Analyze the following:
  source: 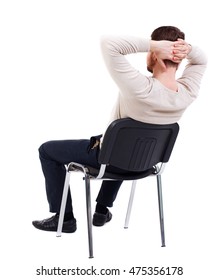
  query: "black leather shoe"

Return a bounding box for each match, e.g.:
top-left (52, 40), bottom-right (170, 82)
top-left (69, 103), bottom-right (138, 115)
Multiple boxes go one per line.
top-left (32, 214), bottom-right (77, 233)
top-left (92, 209), bottom-right (112, 226)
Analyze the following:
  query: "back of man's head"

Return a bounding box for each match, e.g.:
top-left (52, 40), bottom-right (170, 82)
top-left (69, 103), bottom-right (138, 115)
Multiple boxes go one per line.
top-left (151, 26), bottom-right (185, 41)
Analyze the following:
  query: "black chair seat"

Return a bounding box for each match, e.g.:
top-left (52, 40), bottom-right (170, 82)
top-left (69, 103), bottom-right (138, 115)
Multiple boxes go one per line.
top-left (86, 165), bottom-right (156, 180)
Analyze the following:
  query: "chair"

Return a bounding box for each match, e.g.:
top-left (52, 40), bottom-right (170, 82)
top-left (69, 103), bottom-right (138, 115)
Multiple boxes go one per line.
top-left (56, 118), bottom-right (179, 258)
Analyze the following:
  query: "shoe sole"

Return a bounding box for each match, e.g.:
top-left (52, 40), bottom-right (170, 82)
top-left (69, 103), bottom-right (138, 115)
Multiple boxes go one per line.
top-left (32, 221), bottom-right (77, 233)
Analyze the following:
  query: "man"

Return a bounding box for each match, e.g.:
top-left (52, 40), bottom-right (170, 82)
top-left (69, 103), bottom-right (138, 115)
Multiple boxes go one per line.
top-left (32, 26), bottom-right (207, 233)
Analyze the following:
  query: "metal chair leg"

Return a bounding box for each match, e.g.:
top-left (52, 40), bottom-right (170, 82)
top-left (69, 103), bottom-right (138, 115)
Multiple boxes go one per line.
top-left (124, 180), bottom-right (137, 229)
top-left (157, 174), bottom-right (166, 247)
top-left (84, 174), bottom-right (94, 258)
top-left (56, 170), bottom-right (71, 237)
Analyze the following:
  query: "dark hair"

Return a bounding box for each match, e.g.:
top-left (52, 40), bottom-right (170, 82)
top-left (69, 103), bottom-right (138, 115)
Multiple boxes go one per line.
top-left (151, 26), bottom-right (185, 41)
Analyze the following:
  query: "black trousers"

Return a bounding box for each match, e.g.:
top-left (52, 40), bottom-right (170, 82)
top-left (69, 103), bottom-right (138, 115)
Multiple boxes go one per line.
top-left (39, 138), bottom-right (122, 214)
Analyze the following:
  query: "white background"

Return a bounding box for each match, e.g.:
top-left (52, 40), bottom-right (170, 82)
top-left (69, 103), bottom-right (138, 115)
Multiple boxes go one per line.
top-left (0, 0), bottom-right (218, 279)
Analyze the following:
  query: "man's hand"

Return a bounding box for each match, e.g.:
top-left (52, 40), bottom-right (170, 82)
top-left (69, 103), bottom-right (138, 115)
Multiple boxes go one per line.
top-left (172, 39), bottom-right (192, 62)
top-left (150, 39), bottom-right (191, 67)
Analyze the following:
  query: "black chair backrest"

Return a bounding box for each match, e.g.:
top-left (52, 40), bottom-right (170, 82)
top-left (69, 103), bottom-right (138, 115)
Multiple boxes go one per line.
top-left (99, 118), bottom-right (179, 172)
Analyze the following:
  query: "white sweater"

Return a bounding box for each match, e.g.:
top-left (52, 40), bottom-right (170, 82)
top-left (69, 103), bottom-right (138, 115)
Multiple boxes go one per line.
top-left (101, 36), bottom-right (207, 124)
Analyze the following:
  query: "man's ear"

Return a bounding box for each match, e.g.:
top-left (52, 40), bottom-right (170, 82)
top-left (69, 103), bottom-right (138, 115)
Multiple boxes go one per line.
top-left (153, 52), bottom-right (166, 70)
top-left (151, 52), bottom-right (157, 61)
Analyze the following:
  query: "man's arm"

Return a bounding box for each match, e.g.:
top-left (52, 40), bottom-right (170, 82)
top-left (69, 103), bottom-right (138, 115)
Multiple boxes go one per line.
top-left (178, 45), bottom-right (207, 96)
top-left (100, 36), bottom-right (151, 96)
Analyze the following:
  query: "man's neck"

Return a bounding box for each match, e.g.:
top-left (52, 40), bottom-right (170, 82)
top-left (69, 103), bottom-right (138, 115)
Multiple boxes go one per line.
top-left (153, 67), bottom-right (178, 92)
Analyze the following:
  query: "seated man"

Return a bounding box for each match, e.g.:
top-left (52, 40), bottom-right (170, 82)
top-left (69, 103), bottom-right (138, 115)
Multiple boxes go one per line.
top-left (32, 26), bottom-right (207, 233)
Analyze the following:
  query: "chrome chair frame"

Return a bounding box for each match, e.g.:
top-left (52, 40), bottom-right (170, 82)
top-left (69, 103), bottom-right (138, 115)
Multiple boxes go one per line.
top-left (124, 163), bottom-right (166, 247)
top-left (56, 162), bottom-right (111, 258)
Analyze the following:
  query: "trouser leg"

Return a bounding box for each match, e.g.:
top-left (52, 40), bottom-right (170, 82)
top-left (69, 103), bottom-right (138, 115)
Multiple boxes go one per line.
top-left (39, 139), bottom-right (100, 213)
top-left (96, 180), bottom-right (123, 207)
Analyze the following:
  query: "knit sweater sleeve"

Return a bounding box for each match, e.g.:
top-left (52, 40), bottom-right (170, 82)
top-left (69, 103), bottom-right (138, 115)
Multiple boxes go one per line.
top-left (178, 45), bottom-right (207, 97)
top-left (100, 36), bottom-right (151, 97)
